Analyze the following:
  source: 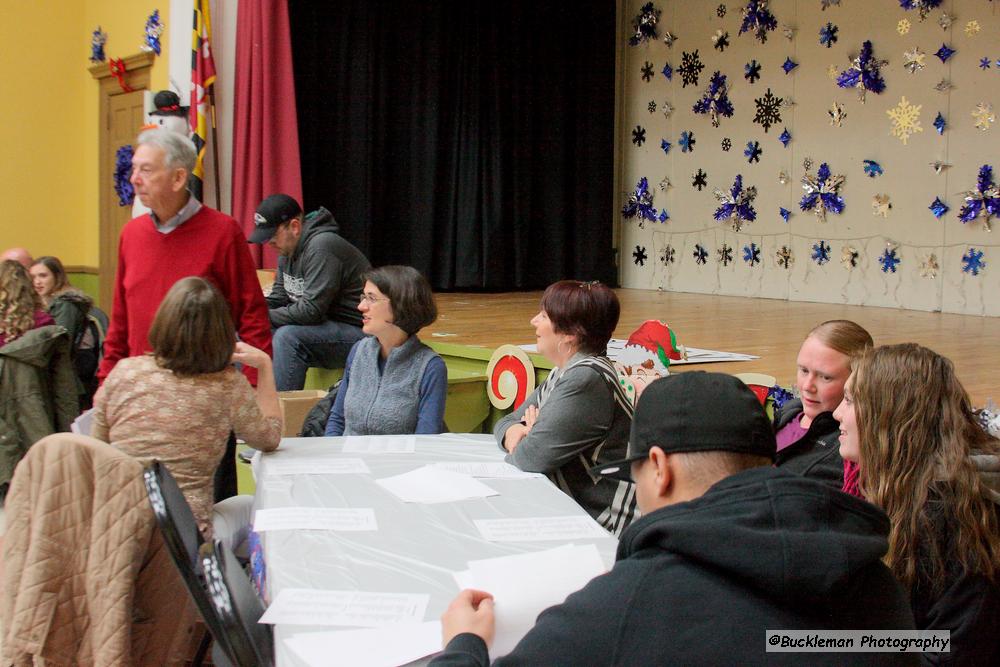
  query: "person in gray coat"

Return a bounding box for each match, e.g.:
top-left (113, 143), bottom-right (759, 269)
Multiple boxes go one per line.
top-left (250, 194), bottom-right (371, 390)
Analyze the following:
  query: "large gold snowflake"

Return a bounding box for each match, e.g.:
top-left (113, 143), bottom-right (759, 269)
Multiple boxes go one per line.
top-left (897, 19), bottom-right (910, 35)
top-left (886, 96), bottom-right (923, 145)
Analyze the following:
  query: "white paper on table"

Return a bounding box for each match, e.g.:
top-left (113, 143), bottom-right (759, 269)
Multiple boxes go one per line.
top-left (284, 621), bottom-right (442, 667)
top-left (71, 408), bottom-right (95, 436)
top-left (265, 457), bottom-right (370, 475)
top-left (473, 516), bottom-right (609, 542)
top-left (430, 461), bottom-right (543, 480)
top-left (454, 544), bottom-right (607, 658)
top-left (343, 435), bottom-right (416, 453)
top-left (253, 507), bottom-right (377, 532)
top-left (376, 467), bottom-right (499, 504)
top-left (260, 589), bottom-right (429, 627)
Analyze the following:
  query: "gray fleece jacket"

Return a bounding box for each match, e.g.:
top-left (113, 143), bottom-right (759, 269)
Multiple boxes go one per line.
top-left (266, 207), bottom-right (370, 328)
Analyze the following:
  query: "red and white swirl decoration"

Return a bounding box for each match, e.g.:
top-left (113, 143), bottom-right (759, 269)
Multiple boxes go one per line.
top-left (486, 345), bottom-right (535, 410)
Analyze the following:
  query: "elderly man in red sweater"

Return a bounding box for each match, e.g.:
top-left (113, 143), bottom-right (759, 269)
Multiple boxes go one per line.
top-left (98, 127), bottom-right (271, 498)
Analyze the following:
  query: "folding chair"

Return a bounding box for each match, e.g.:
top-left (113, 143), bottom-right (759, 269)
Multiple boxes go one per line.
top-left (199, 539), bottom-right (274, 666)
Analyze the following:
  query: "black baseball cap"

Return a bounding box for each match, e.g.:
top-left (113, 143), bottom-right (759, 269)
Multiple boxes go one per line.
top-left (591, 372), bottom-right (777, 481)
top-left (249, 194), bottom-right (302, 244)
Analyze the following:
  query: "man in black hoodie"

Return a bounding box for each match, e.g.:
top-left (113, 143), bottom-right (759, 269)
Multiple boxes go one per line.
top-left (432, 372), bottom-right (917, 666)
top-left (250, 194), bottom-right (371, 390)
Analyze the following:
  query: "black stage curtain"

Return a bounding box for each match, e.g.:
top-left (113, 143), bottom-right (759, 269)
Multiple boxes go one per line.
top-left (289, 1), bottom-right (616, 290)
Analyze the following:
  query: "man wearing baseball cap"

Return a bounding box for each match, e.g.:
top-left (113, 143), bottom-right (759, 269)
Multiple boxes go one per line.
top-left (433, 372), bottom-right (915, 666)
top-left (250, 194), bottom-right (370, 391)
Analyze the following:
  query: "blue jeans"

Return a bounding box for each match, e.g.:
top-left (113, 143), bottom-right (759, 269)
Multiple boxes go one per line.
top-left (272, 320), bottom-right (365, 391)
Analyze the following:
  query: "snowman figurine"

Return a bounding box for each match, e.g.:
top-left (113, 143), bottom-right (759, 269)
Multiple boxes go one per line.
top-left (132, 90), bottom-right (191, 218)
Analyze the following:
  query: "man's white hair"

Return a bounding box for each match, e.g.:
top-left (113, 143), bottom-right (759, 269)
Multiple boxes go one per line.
top-left (137, 127), bottom-right (196, 174)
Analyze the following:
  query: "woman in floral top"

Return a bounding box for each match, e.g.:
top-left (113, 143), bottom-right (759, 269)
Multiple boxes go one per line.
top-left (93, 276), bottom-right (281, 538)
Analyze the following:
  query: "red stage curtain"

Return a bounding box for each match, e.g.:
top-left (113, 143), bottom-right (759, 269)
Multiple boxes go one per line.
top-left (231, 0), bottom-right (302, 268)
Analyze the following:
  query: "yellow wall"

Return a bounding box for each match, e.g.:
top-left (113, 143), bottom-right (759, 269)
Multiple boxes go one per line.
top-left (0, 1), bottom-right (170, 267)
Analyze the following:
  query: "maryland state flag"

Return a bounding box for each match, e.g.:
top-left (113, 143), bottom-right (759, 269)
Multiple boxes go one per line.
top-left (190, 0), bottom-right (217, 202)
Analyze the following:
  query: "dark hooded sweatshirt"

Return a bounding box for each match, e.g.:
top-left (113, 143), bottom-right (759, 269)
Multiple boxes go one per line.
top-left (266, 207), bottom-right (370, 328)
top-left (431, 467), bottom-right (917, 667)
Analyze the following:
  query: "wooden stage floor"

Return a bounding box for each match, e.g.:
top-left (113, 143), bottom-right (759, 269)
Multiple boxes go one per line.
top-left (425, 289), bottom-right (999, 406)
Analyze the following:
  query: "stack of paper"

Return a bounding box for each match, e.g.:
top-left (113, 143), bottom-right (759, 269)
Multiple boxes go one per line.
top-left (452, 544), bottom-right (607, 658)
top-left (376, 466), bottom-right (499, 504)
top-left (284, 622), bottom-right (442, 667)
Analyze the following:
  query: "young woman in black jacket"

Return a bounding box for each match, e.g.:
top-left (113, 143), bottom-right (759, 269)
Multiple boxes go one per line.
top-left (835, 344), bottom-right (1000, 666)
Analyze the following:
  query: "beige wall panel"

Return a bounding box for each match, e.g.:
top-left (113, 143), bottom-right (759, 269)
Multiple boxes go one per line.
top-left (620, 0), bottom-right (999, 316)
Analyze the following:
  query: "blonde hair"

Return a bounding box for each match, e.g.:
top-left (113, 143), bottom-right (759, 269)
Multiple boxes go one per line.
top-left (852, 343), bottom-right (1000, 588)
top-left (0, 260), bottom-right (41, 342)
top-left (806, 319), bottom-right (873, 358)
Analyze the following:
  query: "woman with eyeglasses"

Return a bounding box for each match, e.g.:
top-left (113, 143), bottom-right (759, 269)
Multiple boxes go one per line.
top-left (833, 344), bottom-right (1000, 665)
top-left (494, 280), bottom-right (637, 535)
top-left (324, 265), bottom-right (446, 436)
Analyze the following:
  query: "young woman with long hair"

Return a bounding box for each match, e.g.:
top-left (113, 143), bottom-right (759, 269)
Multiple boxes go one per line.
top-left (834, 343), bottom-right (1000, 665)
top-left (0, 260), bottom-right (54, 347)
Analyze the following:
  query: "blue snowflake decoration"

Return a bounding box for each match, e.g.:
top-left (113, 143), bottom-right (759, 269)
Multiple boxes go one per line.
top-left (782, 57), bottom-right (798, 74)
top-left (113, 145), bottom-right (135, 207)
top-left (863, 160), bottom-right (883, 178)
top-left (739, 1), bottom-right (778, 44)
top-left (679, 131), bottom-right (696, 153)
top-left (693, 244), bottom-right (709, 265)
top-left (743, 243), bottom-right (761, 266)
top-left (662, 62), bottom-right (673, 80)
top-left (837, 41), bottom-right (886, 103)
top-left (819, 23), bottom-right (838, 48)
top-left (981, 58), bottom-right (992, 71)
top-left (878, 246), bottom-right (901, 273)
top-left (779, 207), bottom-right (791, 222)
top-left (768, 384), bottom-right (794, 410)
top-left (622, 177), bottom-right (657, 224)
top-left (929, 197), bottom-right (949, 218)
top-left (898, 1), bottom-right (942, 21)
top-left (90, 26), bottom-right (108, 63)
top-left (744, 60), bottom-right (762, 84)
top-left (934, 44), bottom-right (956, 64)
top-left (800, 162), bottom-right (846, 221)
top-left (713, 174), bottom-right (758, 232)
top-left (744, 141), bottom-right (762, 164)
top-left (629, 2), bottom-right (661, 46)
top-left (633, 245), bottom-right (648, 266)
top-left (658, 208), bottom-right (670, 223)
top-left (142, 10), bottom-right (164, 56)
top-left (933, 112), bottom-right (946, 135)
top-left (811, 241), bottom-right (832, 265)
top-left (962, 248), bottom-right (986, 276)
top-left (660, 139), bottom-right (671, 155)
top-left (692, 71), bottom-right (735, 128)
top-left (632, 125), bottom-right (646, 146)
top-left (778, 128), bottom-right (791, 147)
top-left (957, 165), bottom-right (1000, 232)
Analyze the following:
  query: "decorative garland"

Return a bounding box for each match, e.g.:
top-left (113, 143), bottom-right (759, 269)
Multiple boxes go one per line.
top-left (622, 177), bottom-right (657, 225)
top-left (114, 145), bottom-right (135, 207)
top-left (836, 41), bottom-right (886, 103)
top-left (739, 1), bottom-right (778, 44)
top-left (957, 165), bottom-right (1000, 232)
top-left (692, 71), bottom-right (734, 128)
top-left (800, 162), bottom-right (846, 222)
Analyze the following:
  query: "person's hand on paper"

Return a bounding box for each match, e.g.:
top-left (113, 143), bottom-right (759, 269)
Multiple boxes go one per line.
top-left (441, 589), bottom-right (495, 647)
top-left (231, 341), bottom-right (271, 369)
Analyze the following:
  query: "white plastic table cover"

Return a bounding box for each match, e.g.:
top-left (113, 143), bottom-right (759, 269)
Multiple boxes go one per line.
top-left (253, 433), bottom-right (619, 667)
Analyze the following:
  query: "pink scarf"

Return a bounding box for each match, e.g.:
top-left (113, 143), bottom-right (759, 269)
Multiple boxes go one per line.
top-left (841, 459), bottom-right (862, 497)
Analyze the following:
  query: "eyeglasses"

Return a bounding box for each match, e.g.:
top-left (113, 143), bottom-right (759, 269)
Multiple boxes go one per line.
top-left (579, 280), bottom-right (601, 290)
top-left (360, 293), bottom-right (389, 304)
